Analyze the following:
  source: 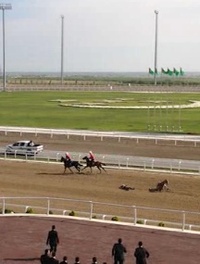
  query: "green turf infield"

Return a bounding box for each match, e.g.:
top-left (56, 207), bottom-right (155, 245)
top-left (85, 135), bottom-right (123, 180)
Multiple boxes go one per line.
top-left (0, 91), bottom-right (199, 134)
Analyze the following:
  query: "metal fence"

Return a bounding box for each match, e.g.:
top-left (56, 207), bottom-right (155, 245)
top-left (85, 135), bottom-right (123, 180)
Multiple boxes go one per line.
top-left (0, 196), bottom-right (200, 233)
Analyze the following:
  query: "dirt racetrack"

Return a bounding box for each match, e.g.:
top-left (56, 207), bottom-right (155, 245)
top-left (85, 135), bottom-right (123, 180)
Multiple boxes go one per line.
top-left (0, 133), bottom-right (200, 264)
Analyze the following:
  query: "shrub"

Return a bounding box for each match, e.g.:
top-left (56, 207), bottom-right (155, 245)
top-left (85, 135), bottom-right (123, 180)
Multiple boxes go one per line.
top-left (26, 207), bottom-right (33, 214)
top-left (136, 219), bottom-right (144, 224)
top-left (69, 210), bottom-right (75, 216)
top-left (158, 222), bottom-right (165, 227)
top-left (111, 216), bottom-right (119, 221)
top-left (48, 210), bottom-right (53, 215)
top-left (0, 208), bottom-right (14, 214)
top-left (92, 215), bottom-right (97, 219)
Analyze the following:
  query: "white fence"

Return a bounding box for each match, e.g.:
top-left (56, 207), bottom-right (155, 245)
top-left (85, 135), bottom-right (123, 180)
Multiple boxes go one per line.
top-left (1, 126), bottom-right (200, 146)
top-left (0, 196), bottom-right (200, 233)
top-left (0, 150), bottom-right (199, 174)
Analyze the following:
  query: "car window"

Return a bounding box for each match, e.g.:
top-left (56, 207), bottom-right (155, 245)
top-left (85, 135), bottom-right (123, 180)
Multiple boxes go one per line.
top-left (13, 142), bottom-right (19, 146)
top-left (20, 142), bottom-right (25, 146)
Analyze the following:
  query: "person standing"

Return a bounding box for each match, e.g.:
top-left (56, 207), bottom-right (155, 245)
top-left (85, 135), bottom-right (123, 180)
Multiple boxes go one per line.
top-left (40, 249), bottom-right (50, 264)
top-left (134, 241), bottom-right (149, 264)
top-left (59, 256), bottom-right (68, 264)
top-left (112, 238), bottom-right (127, 264)
top-left (91, 256), bottom-right (98, 264)
top-left (46, 225), bottom-right (59, 253)
top-left (49, 252), bottom-right (59, 264)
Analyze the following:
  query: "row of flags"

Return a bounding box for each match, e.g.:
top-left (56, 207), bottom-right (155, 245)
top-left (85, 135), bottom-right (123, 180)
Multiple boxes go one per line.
top-left (148, 67), bottom-right (184, 76)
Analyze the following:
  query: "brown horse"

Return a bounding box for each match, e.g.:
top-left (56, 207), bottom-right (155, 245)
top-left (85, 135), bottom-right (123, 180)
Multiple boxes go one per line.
top-left (149, 179), bottom-right (169, 192)
top-left (82, 156), bottom-right (106, 173)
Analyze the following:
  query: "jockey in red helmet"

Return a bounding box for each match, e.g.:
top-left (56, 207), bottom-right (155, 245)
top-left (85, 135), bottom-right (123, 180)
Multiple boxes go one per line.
top-left (65, 152), bottom-right (71, 162)
top-left (88, 150), bottom-right (95, 164)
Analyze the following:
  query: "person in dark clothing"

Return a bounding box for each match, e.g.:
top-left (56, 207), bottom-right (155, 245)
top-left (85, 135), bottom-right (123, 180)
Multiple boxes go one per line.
top-left (112, 238), bottom-right (127, 264)
top-left (91, 256), bottom-right (98, 264)
top-left (59, 256), bottom-right (68, 264)
top-left (49, 252), bottom-right (59, 264)
top-left (74, 256), bottom-right (81, 264)
top-left (40, 249), bottom-right (50, 264)
top-left (134, 241), bottom-right (149, 264)
top-left (46, 225), bottom-right (59, 253)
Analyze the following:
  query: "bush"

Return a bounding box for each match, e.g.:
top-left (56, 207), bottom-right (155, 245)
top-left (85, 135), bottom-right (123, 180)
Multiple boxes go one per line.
top-left (48, 210), bottom-right (53, 215)
top-left (69, 210), bottom-right (75, 216)
top-left (26, 207), bottom-right (33, 214)
top-left (0, 208), bottom-right (15, 214)
top-left (92, 215), bottom-right (97, 219)
top-left (111, 216), bottom-right (119, 221)
top-left (158, 222), bottom-right (165, 227)
top-left (136, 219), bottom-right (144, 224)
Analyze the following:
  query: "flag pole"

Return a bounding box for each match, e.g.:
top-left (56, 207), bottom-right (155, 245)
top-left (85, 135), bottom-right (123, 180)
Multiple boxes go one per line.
top-left (154, 10), bottom-right (159, 86)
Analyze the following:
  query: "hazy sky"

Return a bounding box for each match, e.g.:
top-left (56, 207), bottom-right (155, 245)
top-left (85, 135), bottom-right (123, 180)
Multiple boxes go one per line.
top-left (0, 0), bottom-right (200, 72)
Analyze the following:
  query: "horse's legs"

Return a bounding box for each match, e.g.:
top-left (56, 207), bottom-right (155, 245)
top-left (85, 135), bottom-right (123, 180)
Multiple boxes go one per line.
top-left (97, 166), bottom-right (101, 173)
top-left (100, 165), bottom-right (106, 173)
top-left (68, 167), bottom-right (74, 174)
top-left (81, 165), bottom-right (88, 171)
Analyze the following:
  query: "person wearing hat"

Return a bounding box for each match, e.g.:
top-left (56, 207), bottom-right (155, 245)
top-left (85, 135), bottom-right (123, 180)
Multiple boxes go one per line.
top-left (65, 152), bottom-right (71, 161)
top-left (88, 150), bottom-right (95, 165)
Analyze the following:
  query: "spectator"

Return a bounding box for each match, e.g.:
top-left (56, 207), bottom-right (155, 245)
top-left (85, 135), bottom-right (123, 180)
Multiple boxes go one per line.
top-left (134, 241), bottom-right (149, 264)
top-left (74, 256), bottom-right (81, 264)
top-left (40, 249), bottom-right (50, 264)
top-left (60, 256), bottom-right (68, 264)
top-left (112, 238), bottom-right (127, 264)
top-left (46, 225), bottom-right (59, 253)
top-left (91, 256), bottom-right (98, 264)
top-left (49, 252), bottom-right (59, 264)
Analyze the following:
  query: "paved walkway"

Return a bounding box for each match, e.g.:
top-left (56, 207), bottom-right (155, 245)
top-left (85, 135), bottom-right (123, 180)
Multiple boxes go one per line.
top-left (0, 216), bottom-right (199, 264)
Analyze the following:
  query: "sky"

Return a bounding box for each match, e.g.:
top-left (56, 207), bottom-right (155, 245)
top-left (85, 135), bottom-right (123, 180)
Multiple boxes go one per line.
top-left (0, 0), bottom-right (200, 72)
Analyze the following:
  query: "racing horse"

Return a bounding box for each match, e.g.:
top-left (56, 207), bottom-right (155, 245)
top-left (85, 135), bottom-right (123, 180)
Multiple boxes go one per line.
top-left (82, 156), bottom-right (106, 173)
top-left (149, 179), bottom-right (169, 192)
top-left (60, 156), bottom-right (83, 173)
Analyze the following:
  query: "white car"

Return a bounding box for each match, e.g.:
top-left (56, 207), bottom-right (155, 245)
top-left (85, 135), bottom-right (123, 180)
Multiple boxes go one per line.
top-left (6, 140), bottom-right (44, 155)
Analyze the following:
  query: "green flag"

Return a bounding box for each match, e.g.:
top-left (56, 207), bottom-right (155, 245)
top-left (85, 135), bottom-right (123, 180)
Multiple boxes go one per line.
top-left (161, 68), bottom-right (168, 74)
top-left (148, 68), bottom-right (154, 75)
top-left (173, 68), bottom-right (179, 76)
top-left (167, 68), bottom-right (173, 76)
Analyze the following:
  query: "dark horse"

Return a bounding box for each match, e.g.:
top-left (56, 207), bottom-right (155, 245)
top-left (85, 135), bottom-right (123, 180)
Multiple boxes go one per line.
top-left (149, 179), bottom-right (169, 192)
top-left (60, 156), bottom-right (82, 173)
top-left (82, 156), bottom-right (106, 173)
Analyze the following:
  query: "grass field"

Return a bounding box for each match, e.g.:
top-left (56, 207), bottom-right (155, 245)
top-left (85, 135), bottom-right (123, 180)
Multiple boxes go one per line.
top-left (0, 91), bottom-right (200, 133)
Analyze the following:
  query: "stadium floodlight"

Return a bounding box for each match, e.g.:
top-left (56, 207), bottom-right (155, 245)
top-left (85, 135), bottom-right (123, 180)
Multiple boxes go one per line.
top-left (0, 3), bottom-right (12, 92)
top-left (154, 10), bottom-right (158, 86)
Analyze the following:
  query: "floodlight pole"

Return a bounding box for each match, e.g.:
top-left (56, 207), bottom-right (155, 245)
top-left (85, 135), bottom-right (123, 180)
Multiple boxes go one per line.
top-left (154, 10), bottom-right (158, 86)
top-left (0, 3), bottom-right (12, 92)
top-left (61, 15), bottom-right (64, 85)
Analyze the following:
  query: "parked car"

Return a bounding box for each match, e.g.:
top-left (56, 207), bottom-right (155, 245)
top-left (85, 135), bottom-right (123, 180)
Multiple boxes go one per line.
top-left (6, 140), bottom-right (44, 155)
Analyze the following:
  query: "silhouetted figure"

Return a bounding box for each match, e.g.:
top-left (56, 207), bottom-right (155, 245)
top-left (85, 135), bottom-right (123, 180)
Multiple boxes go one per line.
top-left (40, 249), bottom-right (50, 264)
top-left (46, 225), bottom-right (59, 253)
top-left (134, 241), bottom-right (149, 264)
top-left (112, 238), bottom-right (127, 264)
top-left (60, 256), bottom-right (68, 264)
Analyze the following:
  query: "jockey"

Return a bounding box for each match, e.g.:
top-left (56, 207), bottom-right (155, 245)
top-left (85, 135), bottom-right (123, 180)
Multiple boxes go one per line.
top-left (88, 150), bottom-right (95, 163)
top-left (65, 152), bottom-right (71, 162)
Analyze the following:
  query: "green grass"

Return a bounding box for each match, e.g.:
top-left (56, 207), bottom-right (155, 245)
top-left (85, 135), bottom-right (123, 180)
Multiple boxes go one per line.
top-left (0, 91), bottom-right (200, 134)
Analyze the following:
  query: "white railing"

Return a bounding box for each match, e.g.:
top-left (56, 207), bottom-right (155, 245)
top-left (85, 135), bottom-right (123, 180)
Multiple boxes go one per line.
top-left (0, 126), bottom-right (200, 146)
top-left (0, 196), bottom-right (200, 233)
top-left (0, 150), bottom-right (199, 175)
